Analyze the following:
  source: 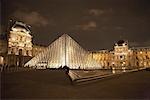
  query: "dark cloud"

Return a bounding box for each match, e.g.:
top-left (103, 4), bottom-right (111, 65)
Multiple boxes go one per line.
top-left (129, 42), bottom-right (141, 47)
top-left (89, 9), bottom-right (105, 16)
top-left (12, 10), bottom-right (49, 27)
top-left (115, 26), bottom-right (124, 30)
top-left (88, 8), bottom-right (113, 16)
top-left (76, 21), bottom-right (97, 31)
top-left (129, 40), bottom-right (150, 47)
top-left (1, 0), bottom-right (150, 50)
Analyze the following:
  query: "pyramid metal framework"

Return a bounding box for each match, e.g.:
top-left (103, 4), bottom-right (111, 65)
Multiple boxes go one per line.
top-left (25, 34), bottom-right (101, 69)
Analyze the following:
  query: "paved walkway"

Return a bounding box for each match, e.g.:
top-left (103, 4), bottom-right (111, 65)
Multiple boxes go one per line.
top-left (1, 69), bottom-right (150, 99)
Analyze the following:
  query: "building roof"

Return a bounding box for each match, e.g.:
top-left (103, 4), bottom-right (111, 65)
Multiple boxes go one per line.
top-left (116, 40), bottom-right (127, 46)
top-left (130, 46), bottom-right (150, 50)
top-left (11, 21), bottom-right (31, 34)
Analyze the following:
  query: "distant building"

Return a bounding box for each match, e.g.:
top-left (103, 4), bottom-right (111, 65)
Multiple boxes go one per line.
top-left (8, 21), bottom-right (32, 56)
top-left (0, 20), bottom-right (150, 69)
top-left (91, 40), bottom-right (150, 69)
top-left (32, 44), bottom-right (46, 57)
top-left (0, 20), bottom-right (46, 66)
top-left (25, 34), bottom-right (150, 69)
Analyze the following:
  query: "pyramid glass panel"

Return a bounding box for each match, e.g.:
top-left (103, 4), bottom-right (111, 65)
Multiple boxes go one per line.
top-left (25, 34), bottom-right (101, 69)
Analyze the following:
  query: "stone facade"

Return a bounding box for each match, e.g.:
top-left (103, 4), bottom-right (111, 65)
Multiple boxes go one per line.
top-left (91, 40), bottom-right (150, 69)
top-left (0, 21), bottom-right (45, 67)
top-left (32, 45), bottom-right (46, 57)
top-left (1, 20), bottom-right (150, 69)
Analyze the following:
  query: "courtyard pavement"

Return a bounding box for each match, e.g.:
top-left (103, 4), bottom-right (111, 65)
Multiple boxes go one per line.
top-left (1, 69), bottom-right (150, 99)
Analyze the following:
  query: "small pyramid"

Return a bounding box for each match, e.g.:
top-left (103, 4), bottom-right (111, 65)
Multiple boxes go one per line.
top-left (25, 34), bottom-right (101, 69)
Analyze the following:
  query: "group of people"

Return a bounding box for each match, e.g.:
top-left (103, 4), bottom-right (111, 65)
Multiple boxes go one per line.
top-left (0, 64), bottom-right (9, 72)
top-left (58, 65), bottom-right (70, 74)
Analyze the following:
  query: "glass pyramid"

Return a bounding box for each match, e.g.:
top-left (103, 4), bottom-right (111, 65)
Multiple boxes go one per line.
top-left (25, 34), bottom-right (101, 69)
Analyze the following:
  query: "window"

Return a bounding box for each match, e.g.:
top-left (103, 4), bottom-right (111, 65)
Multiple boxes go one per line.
top-left (120, 55), bottom-right (123, 58)
top-left (11, 48), bottom-right (14, 54)
top-left (19, 49), bottom-right (22, 55)
top-left (26, 50), bottom-right (30, 56)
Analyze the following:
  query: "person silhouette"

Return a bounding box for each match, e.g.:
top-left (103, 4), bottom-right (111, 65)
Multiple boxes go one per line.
top-left (63, 65), bottom-right (69, 74)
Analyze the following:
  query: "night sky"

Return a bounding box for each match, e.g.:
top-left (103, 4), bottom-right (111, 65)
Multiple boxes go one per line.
top-left (1, 0), bottom-right (150, 50)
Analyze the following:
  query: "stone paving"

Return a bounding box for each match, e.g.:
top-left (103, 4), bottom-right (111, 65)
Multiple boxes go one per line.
top-left (1, 69), bottom-right (150, 99)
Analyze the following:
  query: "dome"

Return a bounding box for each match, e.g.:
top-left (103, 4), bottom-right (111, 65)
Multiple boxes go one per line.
top-left (14, 24), bottom-right (27, 29)
top-left (11, 21), bottom-right (31, 33)
top-left (116, 40), bottom-right (127, 46)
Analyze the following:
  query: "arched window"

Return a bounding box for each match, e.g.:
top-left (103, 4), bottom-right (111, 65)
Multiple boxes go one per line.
top-left (11, 48), bottom-right (15, 54)
top-left (19, 49), bottom-right (22, 55)
top-left (26, 50), bottom-right (30, 56)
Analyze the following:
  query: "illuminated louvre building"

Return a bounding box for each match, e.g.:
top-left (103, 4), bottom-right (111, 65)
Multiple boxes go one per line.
top-left (32, 44), bottom-right (46, 57)
top-left (91, 40), bottom-right (150, 69)
top-left (0, 35), bottom-right (7, 65)
top-left (6, 21), bottom-right (33, 66)
top-left (0, 20), bottom-right (150, 69)
top-left (0, 21), bottom-right (45, 67)
top-left (25, 34), bottom-right (150, 69)
top-left (131, 47), bottom-right (150, 67)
